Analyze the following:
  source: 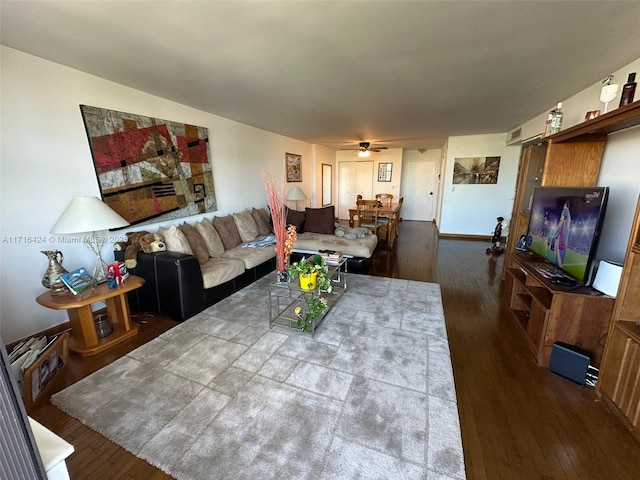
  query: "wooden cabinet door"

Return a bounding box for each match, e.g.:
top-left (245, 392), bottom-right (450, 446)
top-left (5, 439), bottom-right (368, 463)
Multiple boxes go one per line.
top-left (599, 326), bottom-right (640, 429)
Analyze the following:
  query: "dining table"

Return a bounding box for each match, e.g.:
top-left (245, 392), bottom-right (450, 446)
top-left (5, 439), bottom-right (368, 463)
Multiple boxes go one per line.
top-left (348, 202), bottom-right (400, 246)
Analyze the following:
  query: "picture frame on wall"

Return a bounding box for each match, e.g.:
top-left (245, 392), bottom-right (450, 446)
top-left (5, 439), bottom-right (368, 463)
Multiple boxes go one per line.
top-left (286, 153), bottom-right (302, 182)
top-left (378, 162), bottom-right (392, 182)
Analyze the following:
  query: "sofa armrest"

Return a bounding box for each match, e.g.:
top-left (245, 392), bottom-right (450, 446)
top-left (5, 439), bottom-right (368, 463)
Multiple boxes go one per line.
top-left (152, 252), bottom-right (205, 321)
top-left (115, 251), bottom-right (205, 322)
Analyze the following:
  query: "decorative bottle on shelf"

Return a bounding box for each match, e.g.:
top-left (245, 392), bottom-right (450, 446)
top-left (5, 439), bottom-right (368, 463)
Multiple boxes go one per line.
top-left (549, 102), bottom-right (563, 135)
top-left (619, 72), bottom-right (637, 107)
top-left (544, 105), bottom-right (556, 137)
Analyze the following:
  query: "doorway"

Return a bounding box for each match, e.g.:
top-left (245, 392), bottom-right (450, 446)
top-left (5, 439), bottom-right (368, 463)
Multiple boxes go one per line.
top-left (402, 156), bottom-right (439, 222)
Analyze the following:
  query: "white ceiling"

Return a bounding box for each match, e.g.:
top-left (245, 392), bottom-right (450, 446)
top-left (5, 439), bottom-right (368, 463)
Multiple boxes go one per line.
top-left (2, 1), bottom-right (640, 151)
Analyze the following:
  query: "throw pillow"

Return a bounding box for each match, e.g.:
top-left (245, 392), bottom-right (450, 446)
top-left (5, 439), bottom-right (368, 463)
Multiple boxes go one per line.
top-left (212, 215), bottom-right (242, 250)
top-left (286, 208), bottom-right (306, 232)
top-left (304, 206), bottom-right (336, 235)
top-left (195, 220), bottom-right (225, 257)
top-left (252, 207), bottom-right (272, 236)
top-left (178, 223), bottom-right (209, 264)
top-left (158, 225), bottom-right (193, 255)
top-left (232, 209), bottom-right (260, 242)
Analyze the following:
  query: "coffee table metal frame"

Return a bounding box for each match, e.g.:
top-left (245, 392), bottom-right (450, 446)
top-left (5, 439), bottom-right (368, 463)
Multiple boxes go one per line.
top-left (268, 257), bottom-right (347, 337)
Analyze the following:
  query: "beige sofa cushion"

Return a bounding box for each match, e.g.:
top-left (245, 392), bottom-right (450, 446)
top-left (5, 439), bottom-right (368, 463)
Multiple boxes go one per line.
top-left (233, 209), bottom-right (260, 242)
top-left (200, 257), bottom-right (246, 289)
top-left (195, 220), bottom-right (225, 257)
top-left (293, 231), bottom-right (378, 258)
top-left (158, 225), bottom-right (193, 255)
top-left (222, 244), bottom-right (276, 269)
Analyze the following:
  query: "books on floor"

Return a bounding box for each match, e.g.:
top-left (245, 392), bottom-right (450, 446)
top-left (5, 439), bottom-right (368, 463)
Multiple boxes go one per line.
top-left (8, 334), bottom-right (64, 398)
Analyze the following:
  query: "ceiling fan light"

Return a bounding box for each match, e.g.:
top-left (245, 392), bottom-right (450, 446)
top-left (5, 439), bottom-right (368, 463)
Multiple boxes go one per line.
top-left (358, 150), bottom-right (370, 158)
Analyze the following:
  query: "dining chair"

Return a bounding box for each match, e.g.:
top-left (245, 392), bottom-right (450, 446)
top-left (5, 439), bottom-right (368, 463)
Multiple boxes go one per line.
top-left (375, 193), bottom-right (394, 207)
top-left (391, 197), bottom-right (404, 244)
top-left (391, 196), bottom-right (404, 240)
top-left (356, 199), bottom-right (383, 236)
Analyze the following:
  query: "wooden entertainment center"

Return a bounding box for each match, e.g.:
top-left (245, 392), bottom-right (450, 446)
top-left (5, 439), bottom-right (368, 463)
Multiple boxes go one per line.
top-left (503, 252), bottom-right (612, 366)
top-left (504, 100), bottom-right (640, 439)
top-left (597, 196), bottom-right (640, 442)
top-left (503, 100), bottom-right (640, 367)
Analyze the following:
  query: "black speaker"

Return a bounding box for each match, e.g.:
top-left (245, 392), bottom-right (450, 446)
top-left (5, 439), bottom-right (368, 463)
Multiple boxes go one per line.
top-left (548, 342), bottom-right (591, 385)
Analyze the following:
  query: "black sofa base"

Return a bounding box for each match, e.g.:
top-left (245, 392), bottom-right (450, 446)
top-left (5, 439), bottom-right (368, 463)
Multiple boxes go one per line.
top-left (115, 251), bottom-right (276, 322)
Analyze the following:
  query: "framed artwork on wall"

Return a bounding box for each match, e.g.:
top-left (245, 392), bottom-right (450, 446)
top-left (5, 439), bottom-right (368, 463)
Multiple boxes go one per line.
top-left (452, 156), bottom-right (501, 184)
top-left (79, 105), bottom-right (216, 227)
top-left (286, 153), bottom-right (302, 182)
top-left (378, 162), bottom-right (393, 182)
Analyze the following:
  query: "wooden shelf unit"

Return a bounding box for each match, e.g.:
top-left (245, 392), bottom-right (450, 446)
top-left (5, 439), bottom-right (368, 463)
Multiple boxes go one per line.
top-left (503, 100), bottom-right (640, 368)
top-left (503, 252), bottom-right (613, 367)
top-left (597, 195), bottom-right (640, 442)
top-left (506, 99), bottom-right (640, 257)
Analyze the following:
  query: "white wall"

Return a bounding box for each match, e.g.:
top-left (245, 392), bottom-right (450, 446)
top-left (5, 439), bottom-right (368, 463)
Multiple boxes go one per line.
top-left (519, 57), bottom-right (640, 264)
top-left (439, 134), bottom-right (521, 236)
top-left (0, 46), bottom-right (316, 343)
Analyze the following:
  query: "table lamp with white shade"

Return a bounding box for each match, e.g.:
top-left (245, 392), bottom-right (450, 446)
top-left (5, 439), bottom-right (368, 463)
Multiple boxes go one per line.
top-left (286, 187), bottom-right (307, 210)
top-left (50, 197), bottom-right (130, 281)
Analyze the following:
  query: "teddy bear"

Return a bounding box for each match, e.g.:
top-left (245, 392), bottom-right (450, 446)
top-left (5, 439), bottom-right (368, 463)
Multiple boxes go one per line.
top-left (120, 231), bottom-right (166, 269)
top-left (334, 223), bottom-right (372, 240)
top-left (139, 233), bottom-right (166, 254)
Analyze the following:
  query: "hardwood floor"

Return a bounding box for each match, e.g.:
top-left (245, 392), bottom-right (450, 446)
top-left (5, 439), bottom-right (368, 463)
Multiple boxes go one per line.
top-left (31, 221), bottom-right (640, 479)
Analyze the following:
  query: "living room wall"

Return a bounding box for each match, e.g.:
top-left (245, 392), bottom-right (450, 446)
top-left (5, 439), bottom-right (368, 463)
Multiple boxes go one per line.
top-left (439, 134), bottom-right (521, 236)
top-left (0, 46), bottom-right (330, 343)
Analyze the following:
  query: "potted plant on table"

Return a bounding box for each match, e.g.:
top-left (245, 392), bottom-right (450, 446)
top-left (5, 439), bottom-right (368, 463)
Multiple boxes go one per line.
top-left (288, 254), bottom-right (332, 292)
top-left (288, 254), bottom-right (332, 332)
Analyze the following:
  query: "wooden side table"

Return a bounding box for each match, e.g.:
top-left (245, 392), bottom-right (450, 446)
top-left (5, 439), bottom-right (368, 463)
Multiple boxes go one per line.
top-left (36, 275), bottom-right (144, 357)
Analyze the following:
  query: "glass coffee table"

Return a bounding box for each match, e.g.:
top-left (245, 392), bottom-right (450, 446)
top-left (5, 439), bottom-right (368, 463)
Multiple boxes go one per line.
top-left (268, 257), bottom-right (347, 337)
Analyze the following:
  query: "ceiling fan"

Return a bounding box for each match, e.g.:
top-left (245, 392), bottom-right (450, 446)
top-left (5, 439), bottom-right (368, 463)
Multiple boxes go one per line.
top-left (342, 142), bottom-right (388, 157)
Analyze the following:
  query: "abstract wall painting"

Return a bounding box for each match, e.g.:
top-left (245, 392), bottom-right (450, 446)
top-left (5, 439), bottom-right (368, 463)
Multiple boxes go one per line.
top-left (79, 105), bottom-right (216, 226)
top-left (452, 156), bottom-right (501, 185)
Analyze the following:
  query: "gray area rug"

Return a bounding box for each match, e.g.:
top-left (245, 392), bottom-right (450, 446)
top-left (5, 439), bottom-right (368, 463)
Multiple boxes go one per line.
top-left (52, 274), bottom-right (465, 480)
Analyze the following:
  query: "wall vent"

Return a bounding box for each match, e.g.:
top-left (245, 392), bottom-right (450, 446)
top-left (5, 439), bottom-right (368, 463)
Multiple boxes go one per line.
top-left (505, 127), bottom-right (523, 146)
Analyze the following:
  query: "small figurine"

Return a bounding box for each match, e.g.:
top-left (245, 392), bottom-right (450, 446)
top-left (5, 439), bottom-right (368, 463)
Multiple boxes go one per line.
top-left (486, 216), bottom-right (505, 255)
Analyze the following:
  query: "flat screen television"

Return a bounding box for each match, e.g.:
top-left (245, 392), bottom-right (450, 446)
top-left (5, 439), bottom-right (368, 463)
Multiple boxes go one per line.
top-left (524, 186), bottom-right (609, 285)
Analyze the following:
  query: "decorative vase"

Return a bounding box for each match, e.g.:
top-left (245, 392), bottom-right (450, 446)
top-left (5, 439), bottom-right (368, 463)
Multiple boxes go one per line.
top-left (299, 272), bottom-right (318, 291)
top-left (41, 250), bottom-right (69, 295)
top-left (276, 270), bottom-right (290, 285)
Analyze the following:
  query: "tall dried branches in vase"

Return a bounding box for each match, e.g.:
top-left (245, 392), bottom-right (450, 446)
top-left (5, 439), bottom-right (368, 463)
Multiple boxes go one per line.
top-left (262, 169), bottom-right (296, 279)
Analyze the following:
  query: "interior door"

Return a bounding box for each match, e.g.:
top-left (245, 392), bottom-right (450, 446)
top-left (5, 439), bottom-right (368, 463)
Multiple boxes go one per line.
top-left (338, 161), bottom-right (373, 219)
top-left (403, 159), bottom-right (437, 221)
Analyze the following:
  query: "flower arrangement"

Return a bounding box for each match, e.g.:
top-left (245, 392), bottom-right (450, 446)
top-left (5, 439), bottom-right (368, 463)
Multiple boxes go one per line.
top-left (284, 224), bottom-right (297, 266)
top-left (288, 254), bottom-right (332, 293)
top-left (261, 169), bottom-right (294, 274)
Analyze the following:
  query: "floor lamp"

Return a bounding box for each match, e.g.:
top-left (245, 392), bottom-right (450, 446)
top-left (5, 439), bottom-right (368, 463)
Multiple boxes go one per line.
top-left (286, 187), bottom-right (307, 211)
top-left (50, 197), bottom-right (130, 281)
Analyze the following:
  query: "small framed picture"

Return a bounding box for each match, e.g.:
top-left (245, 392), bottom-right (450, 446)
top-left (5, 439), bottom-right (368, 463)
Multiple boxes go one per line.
top-left (378, 163), bottom-right (392, 182)
top-left (286, 153), bottom-right (302, 182)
